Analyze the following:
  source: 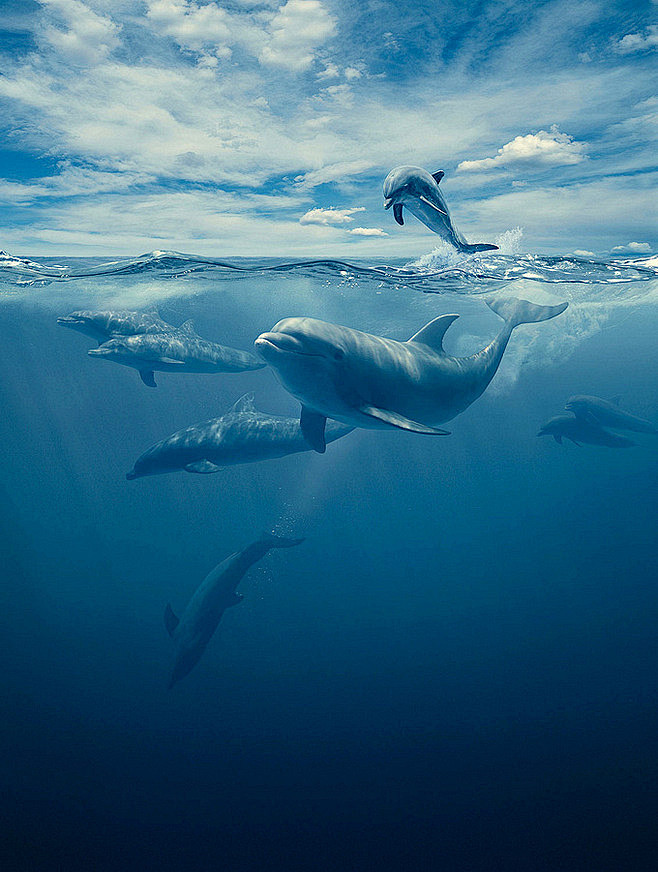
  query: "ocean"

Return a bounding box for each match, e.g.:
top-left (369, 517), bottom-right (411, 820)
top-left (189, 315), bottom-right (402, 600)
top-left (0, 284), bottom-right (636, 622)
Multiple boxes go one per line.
top-left (1, 245), bottom-right (657, 871)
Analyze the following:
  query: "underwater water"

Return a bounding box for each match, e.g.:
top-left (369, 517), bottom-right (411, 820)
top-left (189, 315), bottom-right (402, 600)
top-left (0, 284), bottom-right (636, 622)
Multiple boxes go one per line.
top-left (1, 245), bottom-right (658, 871)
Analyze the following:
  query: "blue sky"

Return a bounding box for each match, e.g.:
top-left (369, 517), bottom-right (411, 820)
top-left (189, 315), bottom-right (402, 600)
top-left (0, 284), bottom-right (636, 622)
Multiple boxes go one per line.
top-left (0, 0), bottom-right (656, 256)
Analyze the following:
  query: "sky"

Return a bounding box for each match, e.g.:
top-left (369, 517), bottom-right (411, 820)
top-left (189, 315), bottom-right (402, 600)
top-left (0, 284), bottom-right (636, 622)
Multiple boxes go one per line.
top-left (0, 0), bottom-right (656, 257)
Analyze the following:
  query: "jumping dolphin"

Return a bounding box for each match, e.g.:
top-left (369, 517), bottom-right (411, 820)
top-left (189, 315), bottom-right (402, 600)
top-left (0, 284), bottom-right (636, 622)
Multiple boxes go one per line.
top-left (165, 532), bottom-right (304, 688)
top-left (382, 165), bottom-right (498, 253)
top-left (57, 309), bottom-right (181, 344)
top-left (126, 393), bottom-right (353, 479)
top-left (537, 414), bottom-right (635, 447)
top-left (88, 331), bottom-right (265, 387)
top-left (255, 296), bottom-right (568, 453)
top-left (565, 395), bottom-right (657, 435)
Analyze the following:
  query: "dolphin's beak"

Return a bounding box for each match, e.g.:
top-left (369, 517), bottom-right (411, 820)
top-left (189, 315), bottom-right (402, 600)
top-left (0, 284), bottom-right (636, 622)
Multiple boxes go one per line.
top-left (384, 198), bottom-right (393, 210)
top-left (126, 470), bottom-right (137, 480)
top-left (537, 430), bottom-right (548, 437)
top-left (57, 316), bottom-right (80, 326)
top-left (255, 332), bottom-right (305, 356)
top-left (87, 347), bottom-right (110, 357)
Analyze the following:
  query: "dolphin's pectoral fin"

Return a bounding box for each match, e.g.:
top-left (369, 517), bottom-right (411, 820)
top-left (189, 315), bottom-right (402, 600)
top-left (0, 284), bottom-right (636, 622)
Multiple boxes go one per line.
top-left (184, 460), bottom-right (223, 474)
top-left (156, 357), bottom-right (185, 365)
top-left (393, 203), bottom-right (404, 226)
top-left (553, 434), bottom-right (563, 444)
top-left (419, 194), bottom-right (448, 217)
top-left (140, 369), bottom-right (157, 388)
top-left (301, 406), bottom-right (327, 454)
top-left (360, 405), bottom-right (450, 435)
top-left (227, 593), bottom-right (244, 608)
top-left (432, 170), bottom-right (445, 183)
top-left (407, 314), bottom-right (460, 353)
top-left (164, 603), bottom-right (179, 637)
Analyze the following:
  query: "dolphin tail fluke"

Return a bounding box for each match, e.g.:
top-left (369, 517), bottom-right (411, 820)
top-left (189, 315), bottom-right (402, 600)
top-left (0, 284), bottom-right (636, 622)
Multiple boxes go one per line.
top-left (486, 296), bottom-right (568, 329)
top-left (460, 242), bottom-right (499, 253)
top-left (258, 531), bottom-right (305, 549)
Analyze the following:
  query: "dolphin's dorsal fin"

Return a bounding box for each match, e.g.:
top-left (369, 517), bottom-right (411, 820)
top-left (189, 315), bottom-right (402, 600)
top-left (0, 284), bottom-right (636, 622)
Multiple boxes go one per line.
top-left (164, 603), bottom-right (179, 637)
top-left (359, 405), bottom-right (450, 435)
top-left (229, 392), bottom-right (256, 414)
top-left (432, 171), bottom-right (445, 183)
top-left (301, 406), bottom-right (327, 454)
top-left (419, 194), bottom-right (448, 217)
top-left (393, 203), bottom-right (404, 225)
top-left (407, 314), bottom-right (459, 353)
top-left (179, 319), bottom-right (196, 336)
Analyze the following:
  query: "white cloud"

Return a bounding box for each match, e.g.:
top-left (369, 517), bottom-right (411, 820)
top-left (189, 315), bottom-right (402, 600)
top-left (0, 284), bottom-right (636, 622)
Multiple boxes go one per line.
top-left (259, 0), bottom-right (336, 71)
top-left (573, 249), bottom-right (595, 257)
top-left (612, 242), bottom-right (652, 253)
top-left (299, 206), bottom-right (365, 226)
top-left (41, 0), bottom-right (121, 64)
top-left (348, 227), bottom-right (388, 237)
top-left (613, 25), bottom-right (658, 55)
top-left (457, 126), bottom-right (587, 172)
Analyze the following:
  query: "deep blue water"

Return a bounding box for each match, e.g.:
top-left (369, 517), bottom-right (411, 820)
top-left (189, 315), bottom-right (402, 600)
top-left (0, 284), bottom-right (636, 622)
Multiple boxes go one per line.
top-left (1, 249), bottom-right (657, 871)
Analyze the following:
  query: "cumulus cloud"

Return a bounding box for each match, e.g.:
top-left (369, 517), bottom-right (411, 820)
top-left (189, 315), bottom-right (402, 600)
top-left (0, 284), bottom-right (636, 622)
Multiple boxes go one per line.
top-left (613, 25), bottom-right (658, 55)
top-left (573, 249), bottom-right (596, 257)
top-left (41, 0), bottom-right (121, 64)
top-left (299, 206), bottom-right (365, 226)
top-left (457, 126), bottom-right (587, 172)
top-left (612, 242), bottom-right (652, 253)
top-left (348, 227), bottom-right (388, 237)
top-left (259, 0), bottom-right (336, 71)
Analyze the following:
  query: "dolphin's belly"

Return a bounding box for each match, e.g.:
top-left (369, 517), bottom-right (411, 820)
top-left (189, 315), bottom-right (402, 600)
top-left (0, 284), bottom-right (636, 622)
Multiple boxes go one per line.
top-left (336, 340), bottom-right (483, 428)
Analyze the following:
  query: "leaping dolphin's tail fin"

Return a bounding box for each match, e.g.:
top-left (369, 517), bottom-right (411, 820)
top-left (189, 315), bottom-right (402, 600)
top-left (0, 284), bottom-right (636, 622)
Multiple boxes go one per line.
top-left (258, 531), bottom-right (305, 549)
top-left (486, 296), bottom-right (568, 328)
top-left (460, 242), bottom-right (499, 253)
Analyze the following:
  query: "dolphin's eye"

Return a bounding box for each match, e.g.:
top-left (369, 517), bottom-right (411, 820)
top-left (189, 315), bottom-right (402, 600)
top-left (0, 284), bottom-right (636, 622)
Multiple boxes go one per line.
top-left (333, 349), bottom-right (344, 361)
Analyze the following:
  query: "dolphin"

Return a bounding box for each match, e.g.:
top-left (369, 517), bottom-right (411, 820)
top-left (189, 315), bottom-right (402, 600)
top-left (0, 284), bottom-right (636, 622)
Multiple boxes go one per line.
top-left (564, 395), bottom-right (657, 435)
top-left (126, 393), bottom-right (353, 479)
top-left (255, 296), bottom-right (568, 453)
top-left (165, 531), bottom-right (304, 688)
top-left (382, 165), bottom-right (498, 253)
top-left (88, 331), bottom-right (265, 387)
top-left (57, 309), bottom-right (182, 345)
top-left (537, 414), bottom-right (635, 447)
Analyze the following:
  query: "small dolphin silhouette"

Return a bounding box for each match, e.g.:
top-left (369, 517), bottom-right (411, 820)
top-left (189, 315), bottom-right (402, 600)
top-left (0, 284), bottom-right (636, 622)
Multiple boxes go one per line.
top-left (565, 395), bottom-right (657, 435)
top-left (383, 165), bottom-right (498, 253)
top-left (165, 532), bottom-right (303, 688)
top-left (537, 414), bottom-right (635, 447)
top-left (57, 309), bottom-right (180, 345)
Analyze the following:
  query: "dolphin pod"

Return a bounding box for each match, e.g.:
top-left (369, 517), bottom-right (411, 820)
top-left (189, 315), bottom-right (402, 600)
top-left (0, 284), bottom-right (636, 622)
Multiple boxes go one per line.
top-left (165, 532), bottom-right (304, 688)
top-left (126, 393), bottom-right (353, 479)
top-left (383, 166), bottom-right (499, 253)
top-left (565, 395), bottom-right (657, 435)
top-left (537, 414), bottom-right (636, 448)
top-left (255, 296), bottom-right (568, 453)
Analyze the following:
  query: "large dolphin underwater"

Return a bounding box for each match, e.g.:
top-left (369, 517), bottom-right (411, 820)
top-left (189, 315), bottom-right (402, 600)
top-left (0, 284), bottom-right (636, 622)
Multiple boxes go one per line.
top-left (383, 165), bottom-right (499, 253)
top-left (565, 395), bottom-right (657, 435)
top-left (88, 330), bottom-right (265, 387)
top-left (126, 393), bottom-right (353, 479)
top-left (165, 532), bottom-right (304, 688)
top-left (255, 295), bottom-right (568, 453)
top-left (57, 309), bottom-right (182, 344)
top-left (537, 414), bottom-right (636, 447)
